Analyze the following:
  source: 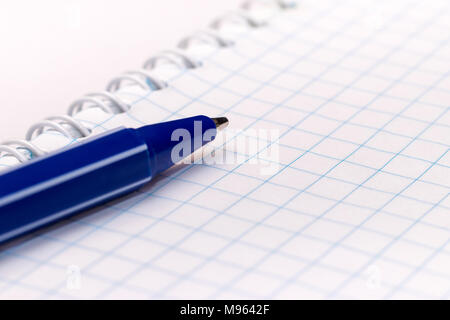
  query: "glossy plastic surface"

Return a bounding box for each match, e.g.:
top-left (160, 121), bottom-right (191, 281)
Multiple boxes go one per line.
top-left (0, 115), bottom-right (216, 244)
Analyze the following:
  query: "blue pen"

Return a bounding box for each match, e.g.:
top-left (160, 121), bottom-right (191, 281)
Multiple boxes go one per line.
top-left (0, 115), bottom-right (229, 245)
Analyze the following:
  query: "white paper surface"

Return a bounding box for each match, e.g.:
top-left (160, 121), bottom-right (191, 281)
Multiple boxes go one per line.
top-left (0, 0), bottom-right (449, 299)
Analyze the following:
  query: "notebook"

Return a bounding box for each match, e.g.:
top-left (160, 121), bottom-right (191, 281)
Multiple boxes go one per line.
top-left (0, 0), bottom-right (449, 299)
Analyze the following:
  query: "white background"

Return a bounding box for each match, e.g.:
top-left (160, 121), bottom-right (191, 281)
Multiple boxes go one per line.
top-left (0, 0), bottom-right (241, 139)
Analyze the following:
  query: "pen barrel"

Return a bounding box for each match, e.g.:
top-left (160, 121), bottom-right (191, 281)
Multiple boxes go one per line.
top-left (0, 128), bottom-right (151, 244)
top-left (137, 115), bottom-right (217, 176)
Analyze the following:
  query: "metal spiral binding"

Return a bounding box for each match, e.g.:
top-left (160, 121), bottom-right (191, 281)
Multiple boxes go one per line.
top-left (0, 0), bottom-right (295, 163)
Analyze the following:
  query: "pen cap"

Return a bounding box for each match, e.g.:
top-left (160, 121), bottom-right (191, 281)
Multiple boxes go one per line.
top-left (136, 115), bottom-right (217, 177)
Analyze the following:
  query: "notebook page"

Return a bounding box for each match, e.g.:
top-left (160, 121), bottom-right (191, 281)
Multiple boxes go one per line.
top-left (0, 0), bottom-right (449, 299)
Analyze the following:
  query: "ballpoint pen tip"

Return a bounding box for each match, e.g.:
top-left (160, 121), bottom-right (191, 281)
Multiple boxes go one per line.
top-left (212, 117), bottom-right (229, 131)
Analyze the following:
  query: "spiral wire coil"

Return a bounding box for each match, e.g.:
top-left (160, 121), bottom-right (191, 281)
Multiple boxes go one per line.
top-left (0, 0), bottom-right (295, 163)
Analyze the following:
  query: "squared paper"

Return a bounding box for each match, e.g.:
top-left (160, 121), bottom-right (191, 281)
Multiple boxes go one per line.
top-left (0, 0), bottom-right (449, 299)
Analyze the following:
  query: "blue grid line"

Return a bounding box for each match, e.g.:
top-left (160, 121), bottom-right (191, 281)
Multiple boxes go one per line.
top-left (0, 82), bottom-right (195, 294)
top-left (216, 14), bottom-right (450, 99)
top-left (168, 70), bottom-right (450, 162)
top-left (163, 72), bottom-right (450, 139)
top-left (80, 2), bottom-right (367, 299)
top-left (179, 0), bottom-right (440, 298)
top-left (325, 150), bottom-right (450, 298)
top-left (231, 31), bottom-right (450, 88)
top-left (32, 2), bottom-right (343, 299)
top-left (8, 151), bottom-right (442, 300)
top-left (0, 188), bottom-right (444, 299)
top-left (106, 2), bottom-right (338, 214)
top-left (13, 156), bottom-right (440, 286)
top-left (384, 195), bottom-right (450, 299)
top-left (94, 191), bottom-right (450, 283)
top-left (44, 1), bottom-right (450, 298)
top-left (0, 5), bottom-right (292, 296)
top-left (55, 121), bottom-right (448, 232)
top-left (0, 0), bottom-right (304, 294)
top-left (151, 166), bottom-right (450, 235)
top-left (202, 8), bottom-right (450, 298)
top-left (2, 192), bottom-right (439, 299)
top-left (3, 137), bottom-right (430, 284)
top-left (23, 180), bottom-right (442, 281)
top-left (218, 35), bottom-right (450, 112)
top-left (29, 11), bottom-right (450, 300)
top-left (107, 193), bottom-right (450, 272)
top-left (241, 13), bottom-right (450, 84)
top-left (0, 192), bottom-right (444, 300)
top-left (183, 143), bottom-right (450, 213)
top-left (201, 50), bottom-right (450, 131)
top-left (0, 6), bottom-right (269, 166)
top-left (153, 0), bottom-right (429, 298)
top-left (2, 0), bottom-right (449, 299)
top-left (120, 73), bottom-right (450, 178)
top-left (270, 69), bottom-right (450, 298)
top-left (272, 65), bottom-right (448, 300)
top-left (92, 2), bottom-right (354, 299)
top-left (0, 241), bottom-right (281, 300)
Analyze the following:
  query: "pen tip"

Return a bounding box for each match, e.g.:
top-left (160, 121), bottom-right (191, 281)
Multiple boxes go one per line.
top-left (212, 117), bottom-right (229, 131)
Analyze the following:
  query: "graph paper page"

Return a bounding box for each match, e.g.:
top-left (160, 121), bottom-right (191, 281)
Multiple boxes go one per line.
top-left (1, 0), bottom-right (450, 299)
